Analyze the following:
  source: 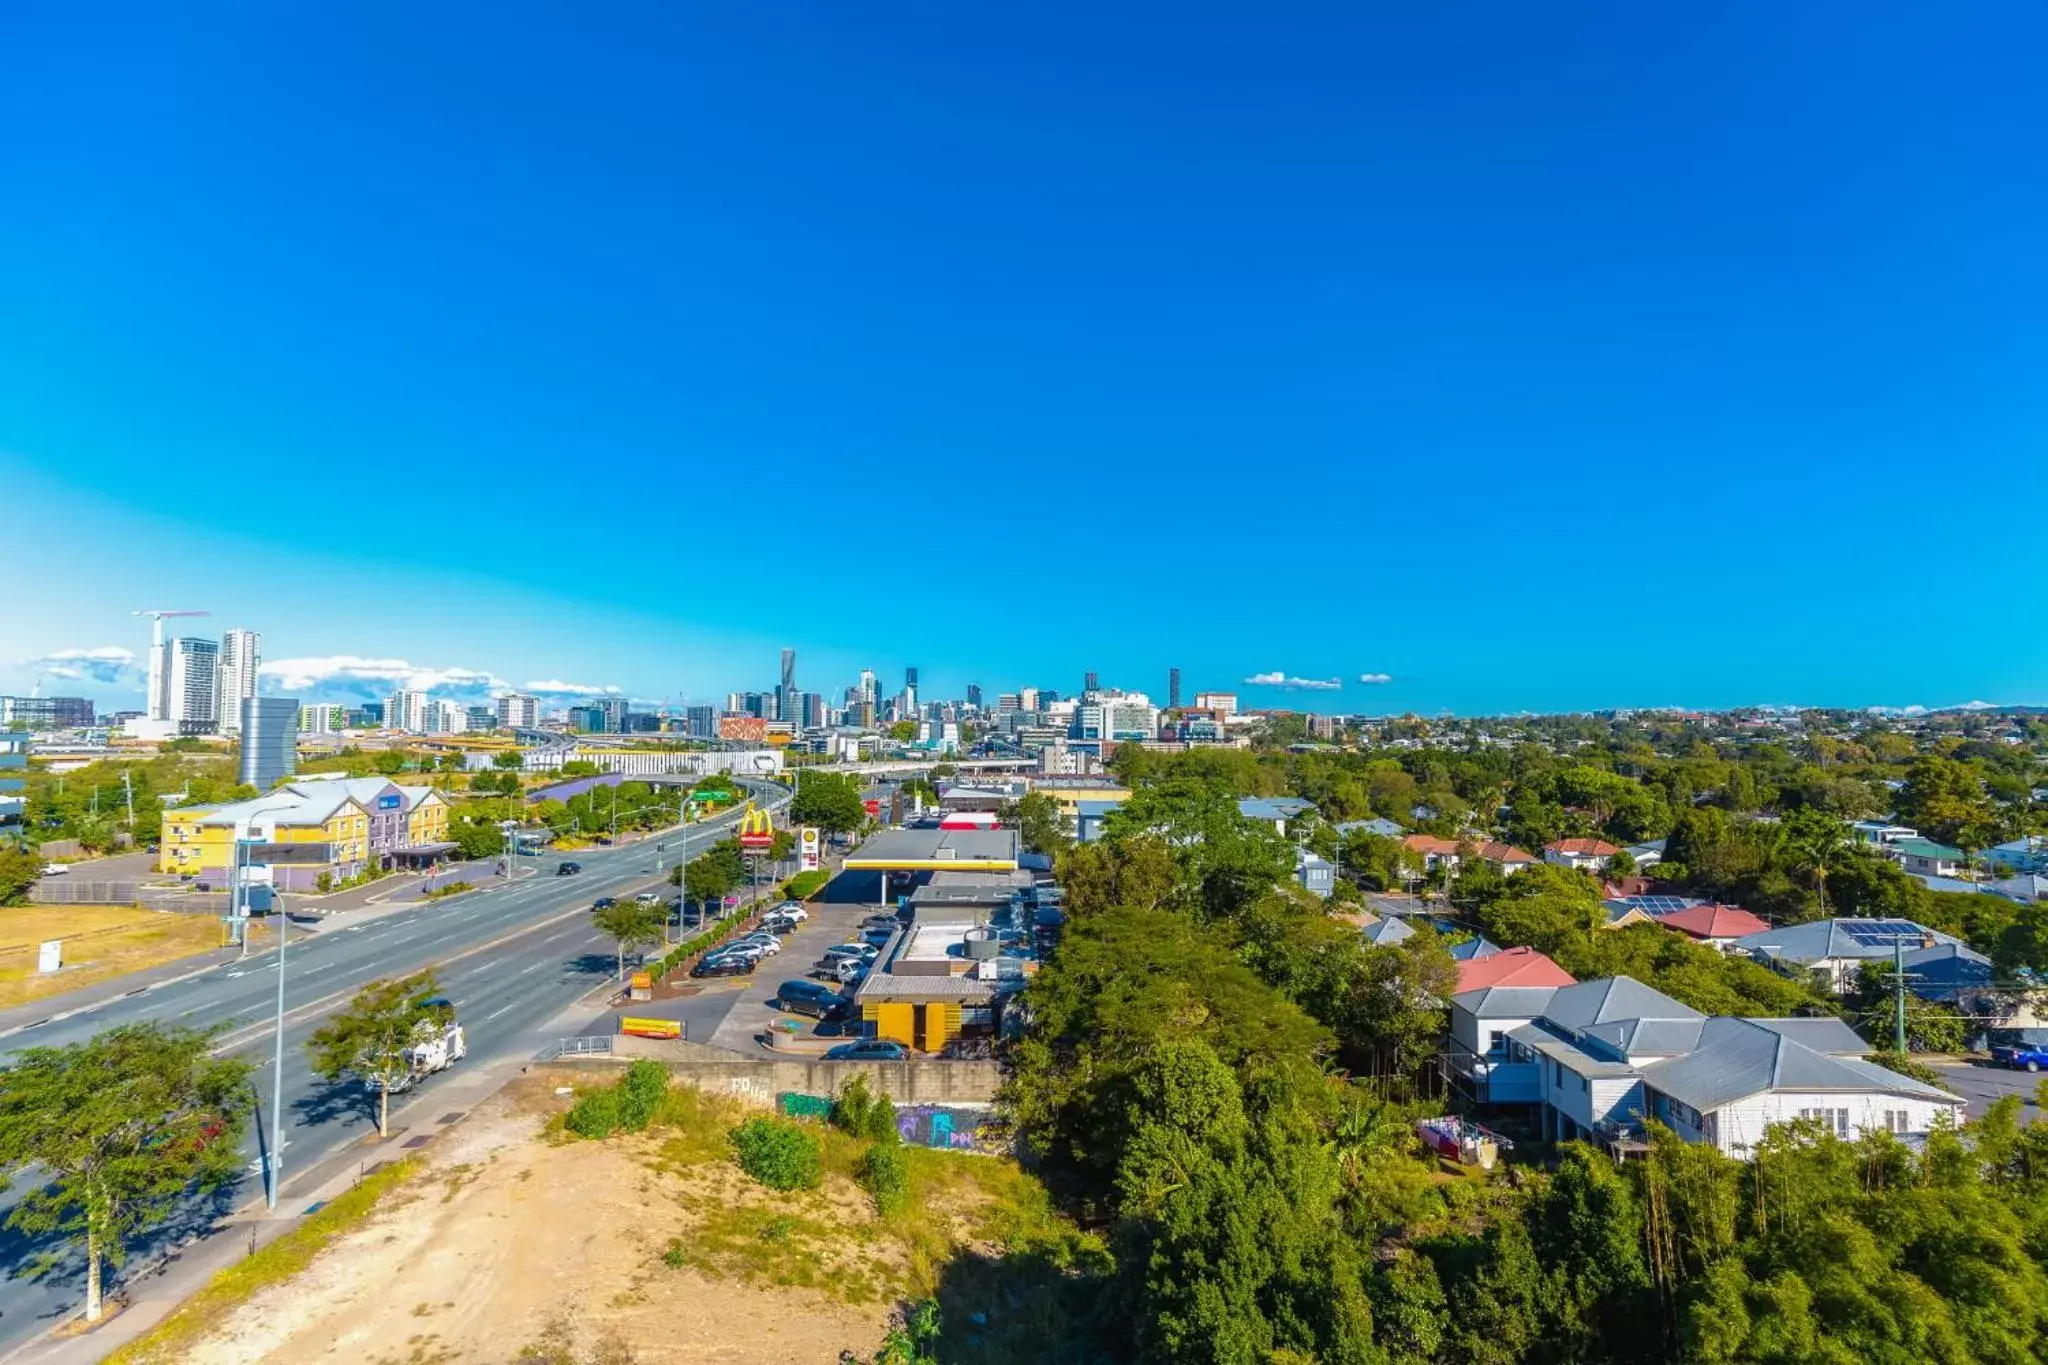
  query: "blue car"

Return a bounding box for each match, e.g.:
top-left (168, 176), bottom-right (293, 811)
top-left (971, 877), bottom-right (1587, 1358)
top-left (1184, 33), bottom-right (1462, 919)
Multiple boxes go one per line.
top-left (823, 1039), bottom-right (908, 1062)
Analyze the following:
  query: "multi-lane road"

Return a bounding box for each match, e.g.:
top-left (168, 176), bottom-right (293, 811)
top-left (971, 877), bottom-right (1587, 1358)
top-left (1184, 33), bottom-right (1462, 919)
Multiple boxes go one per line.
top-left (0, 783), bottom-right (788, 1354)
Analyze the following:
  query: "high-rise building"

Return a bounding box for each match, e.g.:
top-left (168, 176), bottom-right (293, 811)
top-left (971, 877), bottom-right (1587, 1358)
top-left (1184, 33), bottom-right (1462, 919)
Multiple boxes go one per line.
top-left (165, 638), bottom-right (221, 731)
top-left (686, 704), bottom-right (717, 738)
top-left (996, 693), bottom-right (1020, 716)
top-left (902, 666), bottom-right (918, 719)
top-left (569, 703), bottom-right (606, 733)
top-left (216, 629), bottom-right (261, 731)
top-left (1194, 691), bottom-right (1238, 716)
top-left (1083, 671), bottom-right (1099, 695)
top-left (497, 693), bottom-right (540, 729)
top-left (384, 690), bottom-right (432, 733)
top-left (778, 648), bottom-right (797, 723)
top-left (431, 699), bottom-right (469, 733)
top-left (966, 683), bottom-right (983, 711)
top-left (1169, 668), bottom-right (1182, 710)
top-left (804, 693), bottom-right (825, 729)
top-left (905, 667), bottom-right (919, 689)
top-left (725, 691), bottom-right (747, 715)
top-left (298, 703), bottom-right (348, 734)
top-left (465, 705), bottom-right (497, 732)
top-left (598, 697), bottom-right (630, 733)
top-left (0, 696), bottom-right (95, 728)
top-left (238, 697), bottom-right (300, 790)
top-left (1018, 686), bottom-right (1040, 713)
top-left (858, 669), bottom-right (877, 710)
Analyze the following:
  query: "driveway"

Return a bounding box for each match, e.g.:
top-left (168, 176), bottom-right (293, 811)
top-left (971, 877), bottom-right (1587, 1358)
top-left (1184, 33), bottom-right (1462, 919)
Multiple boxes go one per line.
top-left (1929, 1059), bottom-right (2048, 1124)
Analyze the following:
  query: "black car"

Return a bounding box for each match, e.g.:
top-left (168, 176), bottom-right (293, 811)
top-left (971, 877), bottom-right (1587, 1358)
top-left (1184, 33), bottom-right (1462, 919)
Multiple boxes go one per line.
top-left (593, 896), bottom-right (617, 910)
top-left (555, 861), bottom-right (582, 876)
top-left (859, 925), bottom-right (897, 947)
top-left (775, 979), bottom-right (849, 1020)
top-left (860, 913), bottom-right (903, 931)
top-left (692, 955), bottom-right (755, 979)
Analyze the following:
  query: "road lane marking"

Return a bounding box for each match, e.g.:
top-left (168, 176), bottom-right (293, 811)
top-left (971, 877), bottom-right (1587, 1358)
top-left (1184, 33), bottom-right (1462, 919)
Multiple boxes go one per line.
top-left (483, 1002), bottom-right (519, 1022)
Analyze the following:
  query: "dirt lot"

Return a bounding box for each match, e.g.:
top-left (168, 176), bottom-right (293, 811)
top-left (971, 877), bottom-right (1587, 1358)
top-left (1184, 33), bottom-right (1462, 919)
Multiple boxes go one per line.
top-left (0, 905), bottom-right (244, 1009)
top-left (168, 1077), bottom-right (1003, 1365)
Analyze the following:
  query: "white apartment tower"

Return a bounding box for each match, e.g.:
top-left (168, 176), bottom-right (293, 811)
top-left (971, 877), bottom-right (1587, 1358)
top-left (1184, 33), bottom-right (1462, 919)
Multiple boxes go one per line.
top-left (497, 693), bottom-right (540, 729)
top-left (384, 690), bottom-right (432, 734)
top-left (216, 629), bottom-right (261, 732)
top-left (164, 638), bottom-right (221, 731)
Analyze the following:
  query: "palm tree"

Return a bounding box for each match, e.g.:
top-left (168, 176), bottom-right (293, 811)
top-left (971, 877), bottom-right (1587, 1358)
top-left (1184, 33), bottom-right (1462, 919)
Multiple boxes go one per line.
top-left (1786, 810), bottom-right (1850, 917)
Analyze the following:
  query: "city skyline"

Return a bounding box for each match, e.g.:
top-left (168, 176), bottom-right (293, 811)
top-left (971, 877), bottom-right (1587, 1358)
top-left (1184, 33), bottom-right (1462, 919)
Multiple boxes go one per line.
top-left (4, 7), bottom-right (2045, 715)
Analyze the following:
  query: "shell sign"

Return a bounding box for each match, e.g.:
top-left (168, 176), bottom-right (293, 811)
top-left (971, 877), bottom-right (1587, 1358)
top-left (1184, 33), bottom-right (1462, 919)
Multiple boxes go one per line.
top-left (737, 802), bottom-right (775, 850)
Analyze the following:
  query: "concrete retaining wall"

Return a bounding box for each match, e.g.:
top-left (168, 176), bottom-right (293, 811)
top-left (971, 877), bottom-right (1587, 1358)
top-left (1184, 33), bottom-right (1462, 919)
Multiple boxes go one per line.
top-left (583, 1037), bottom-right (1003, 1105)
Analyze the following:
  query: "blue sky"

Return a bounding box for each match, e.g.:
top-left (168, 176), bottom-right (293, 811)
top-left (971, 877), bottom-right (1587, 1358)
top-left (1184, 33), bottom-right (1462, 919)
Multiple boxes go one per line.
top-left (3, 4), bottom-right (2044, 716)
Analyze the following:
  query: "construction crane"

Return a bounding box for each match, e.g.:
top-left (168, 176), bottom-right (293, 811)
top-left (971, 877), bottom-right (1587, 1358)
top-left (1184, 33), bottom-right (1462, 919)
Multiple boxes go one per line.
top-left (133, 609), bottom-right (211, 720)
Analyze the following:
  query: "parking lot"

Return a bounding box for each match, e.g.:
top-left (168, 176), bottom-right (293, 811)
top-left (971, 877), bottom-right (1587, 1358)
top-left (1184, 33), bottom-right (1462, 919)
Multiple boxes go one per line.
top-left (701, 893), bottom-right (892, 1053)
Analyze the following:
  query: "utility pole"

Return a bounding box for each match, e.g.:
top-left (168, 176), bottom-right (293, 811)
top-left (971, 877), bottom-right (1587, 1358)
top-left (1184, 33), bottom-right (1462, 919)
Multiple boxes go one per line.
top-left (1893, 937), bottom-right (1908, 1055)
top-left (122, 771), bottom-right (134, 831)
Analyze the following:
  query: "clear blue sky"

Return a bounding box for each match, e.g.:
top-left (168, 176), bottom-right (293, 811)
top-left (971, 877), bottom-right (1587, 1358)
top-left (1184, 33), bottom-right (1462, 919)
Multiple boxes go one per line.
top-left (3, 4), bottom-right (2043, 716)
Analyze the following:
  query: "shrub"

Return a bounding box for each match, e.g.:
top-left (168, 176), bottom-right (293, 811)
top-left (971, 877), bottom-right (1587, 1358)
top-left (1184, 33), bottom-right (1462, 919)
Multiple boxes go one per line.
top-left (831, 1075), bottom-right (900, 1145)
top-left (730, 1117), bottom-right (822, 1191)
top-left (858, 1140), bottom-right (910, 1215)
top-left (617, 1060), bottom-right (669, 1131)
top-left (564, 1088), bottom-right (622, 1140)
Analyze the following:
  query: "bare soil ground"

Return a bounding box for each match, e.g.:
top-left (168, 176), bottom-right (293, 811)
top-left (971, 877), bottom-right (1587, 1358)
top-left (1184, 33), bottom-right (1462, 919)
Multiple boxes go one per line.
top-left (0, 905), bottom-right (246, 1009)
top-left (175, 1079), bottom-right (901, 1365)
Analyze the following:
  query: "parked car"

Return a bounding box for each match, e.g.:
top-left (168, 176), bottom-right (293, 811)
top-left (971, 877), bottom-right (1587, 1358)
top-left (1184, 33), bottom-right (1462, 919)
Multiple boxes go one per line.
top-left (760, 916), bottom-right (801, 937)
top-left (770, 901), bottom-right (811, 922)
top-left (818, 943), bottom-right (879, 969)
top-left (692, 955), bottom-right (755, 979)
top-left (824, 1039), bottom-right (908, 1062)
top-left (859, 913), bottom-right (902, 931)
top-left (634, 891), bottom-right (662, 905)
top-left (40, 864), bottom-right (69, 876)
top-left (593, 896), bottom-right (618, 910)
top-left (1991, 1041), bottom-right (2048, 1072)
top-left (775, 979), bottom-right (849, 1020)
top-left (555, 861), bottom-right (583, 876)
top-left (832, 957), bottom-right (869, 986)
top-left (859, 925), bottom-right (897, 947)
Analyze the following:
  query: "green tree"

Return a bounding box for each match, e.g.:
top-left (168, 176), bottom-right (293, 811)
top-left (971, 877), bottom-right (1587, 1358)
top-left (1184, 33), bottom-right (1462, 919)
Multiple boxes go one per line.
top-left (591, 900), bottom-right (665, 979)
top-left (1004, 791), bottom-right (1072, 856)
top-left (0, 845), bottom-right (42, 905)
top-left (888, 720), bottom-right (918, 744)
top-left (789, 769), bottom-right (867, 835)
top-left (1099, 779), bottom-right (1292, 922)
top-left (0, 1024), bottom-right (253, 1321)
top-left (1783, 808), bottom-right (1850, 917)
top-left (306, 971), bottom-right (452, 1137)
top-left (492, 749), bottom-right (524, 770)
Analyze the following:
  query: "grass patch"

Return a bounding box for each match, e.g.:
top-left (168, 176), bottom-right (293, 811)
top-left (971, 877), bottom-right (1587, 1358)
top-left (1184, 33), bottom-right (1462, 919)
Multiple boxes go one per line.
top-left (0, 906), bottom-right (246, 1010)
top-left (105, 1158), bottom-right (423, 1365)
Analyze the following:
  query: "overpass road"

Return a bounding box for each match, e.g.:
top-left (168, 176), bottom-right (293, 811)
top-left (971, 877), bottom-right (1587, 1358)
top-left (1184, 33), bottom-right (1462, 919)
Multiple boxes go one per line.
top-left (0, 783), bottom-right (789, 1355)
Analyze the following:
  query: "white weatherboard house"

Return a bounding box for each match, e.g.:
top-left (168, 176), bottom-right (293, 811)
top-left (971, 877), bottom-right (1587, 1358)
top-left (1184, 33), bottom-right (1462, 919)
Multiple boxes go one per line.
top-left (1447, 976), bottom-right (1962, 1156)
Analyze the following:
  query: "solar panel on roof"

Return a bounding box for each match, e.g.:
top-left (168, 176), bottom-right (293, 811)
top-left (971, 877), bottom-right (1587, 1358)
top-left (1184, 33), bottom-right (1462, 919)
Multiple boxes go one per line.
top-left (1841, 918), bottom-right (1928, 948)
top-left (1620, 895), bottom-right (1698, 915)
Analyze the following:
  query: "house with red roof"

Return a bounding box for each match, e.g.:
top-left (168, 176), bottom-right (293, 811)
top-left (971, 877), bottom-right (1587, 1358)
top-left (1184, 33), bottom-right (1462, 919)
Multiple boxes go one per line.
top-left (1656, 903), bottom-right (1772, 950)
top-left (1403, 834), bottom-right (1539, 876)
top-left (1454, 946), bottom-right (1576, 995)
top-left (1545, 837), bottom-right (1621, 872)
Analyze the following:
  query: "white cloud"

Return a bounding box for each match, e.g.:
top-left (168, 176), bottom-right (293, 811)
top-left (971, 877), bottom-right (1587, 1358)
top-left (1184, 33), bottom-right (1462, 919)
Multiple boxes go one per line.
top-left (22, 646), bottom-right (140, 685)
top-left (258, 656), bottom-right (508, 698)
top-left (1357, 673), bottom-right (1394, 685)
top-left (1243, 670), bottom-right (1343, 691)
top-left (522, 680), bottom-right (623, 697)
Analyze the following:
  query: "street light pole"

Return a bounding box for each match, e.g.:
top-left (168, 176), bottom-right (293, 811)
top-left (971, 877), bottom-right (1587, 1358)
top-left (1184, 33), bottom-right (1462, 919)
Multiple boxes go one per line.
top-left (268, 885), bottom-right (288, 1209)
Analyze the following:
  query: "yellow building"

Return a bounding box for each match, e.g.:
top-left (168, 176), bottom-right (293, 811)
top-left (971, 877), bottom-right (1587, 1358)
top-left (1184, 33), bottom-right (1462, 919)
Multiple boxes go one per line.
top-left (1029, 780), bottom-right (1132, 821)
top-left (398, 786), bottom-right (451, 846)
top-left (158, 786), bottom-right (372, 891)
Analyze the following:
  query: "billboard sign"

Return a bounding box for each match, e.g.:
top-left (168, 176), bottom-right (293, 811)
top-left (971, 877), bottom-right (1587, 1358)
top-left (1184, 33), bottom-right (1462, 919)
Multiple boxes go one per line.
top-left (377, 793), bottom-right (403, 810)
top-left (718, 715), bottom-right (769, 742)
top-left (799, 826), bottom-right (821, 872)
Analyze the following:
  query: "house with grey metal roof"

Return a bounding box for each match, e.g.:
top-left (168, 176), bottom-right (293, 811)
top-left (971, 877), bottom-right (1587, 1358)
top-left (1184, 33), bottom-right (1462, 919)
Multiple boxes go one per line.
top-left (1445, 974), bottom-right (1957, 1154)
top-left (1733, 918), bottom-right (1963, 992)
top-left (1639, 1018), bottom-right (1961, 1155)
